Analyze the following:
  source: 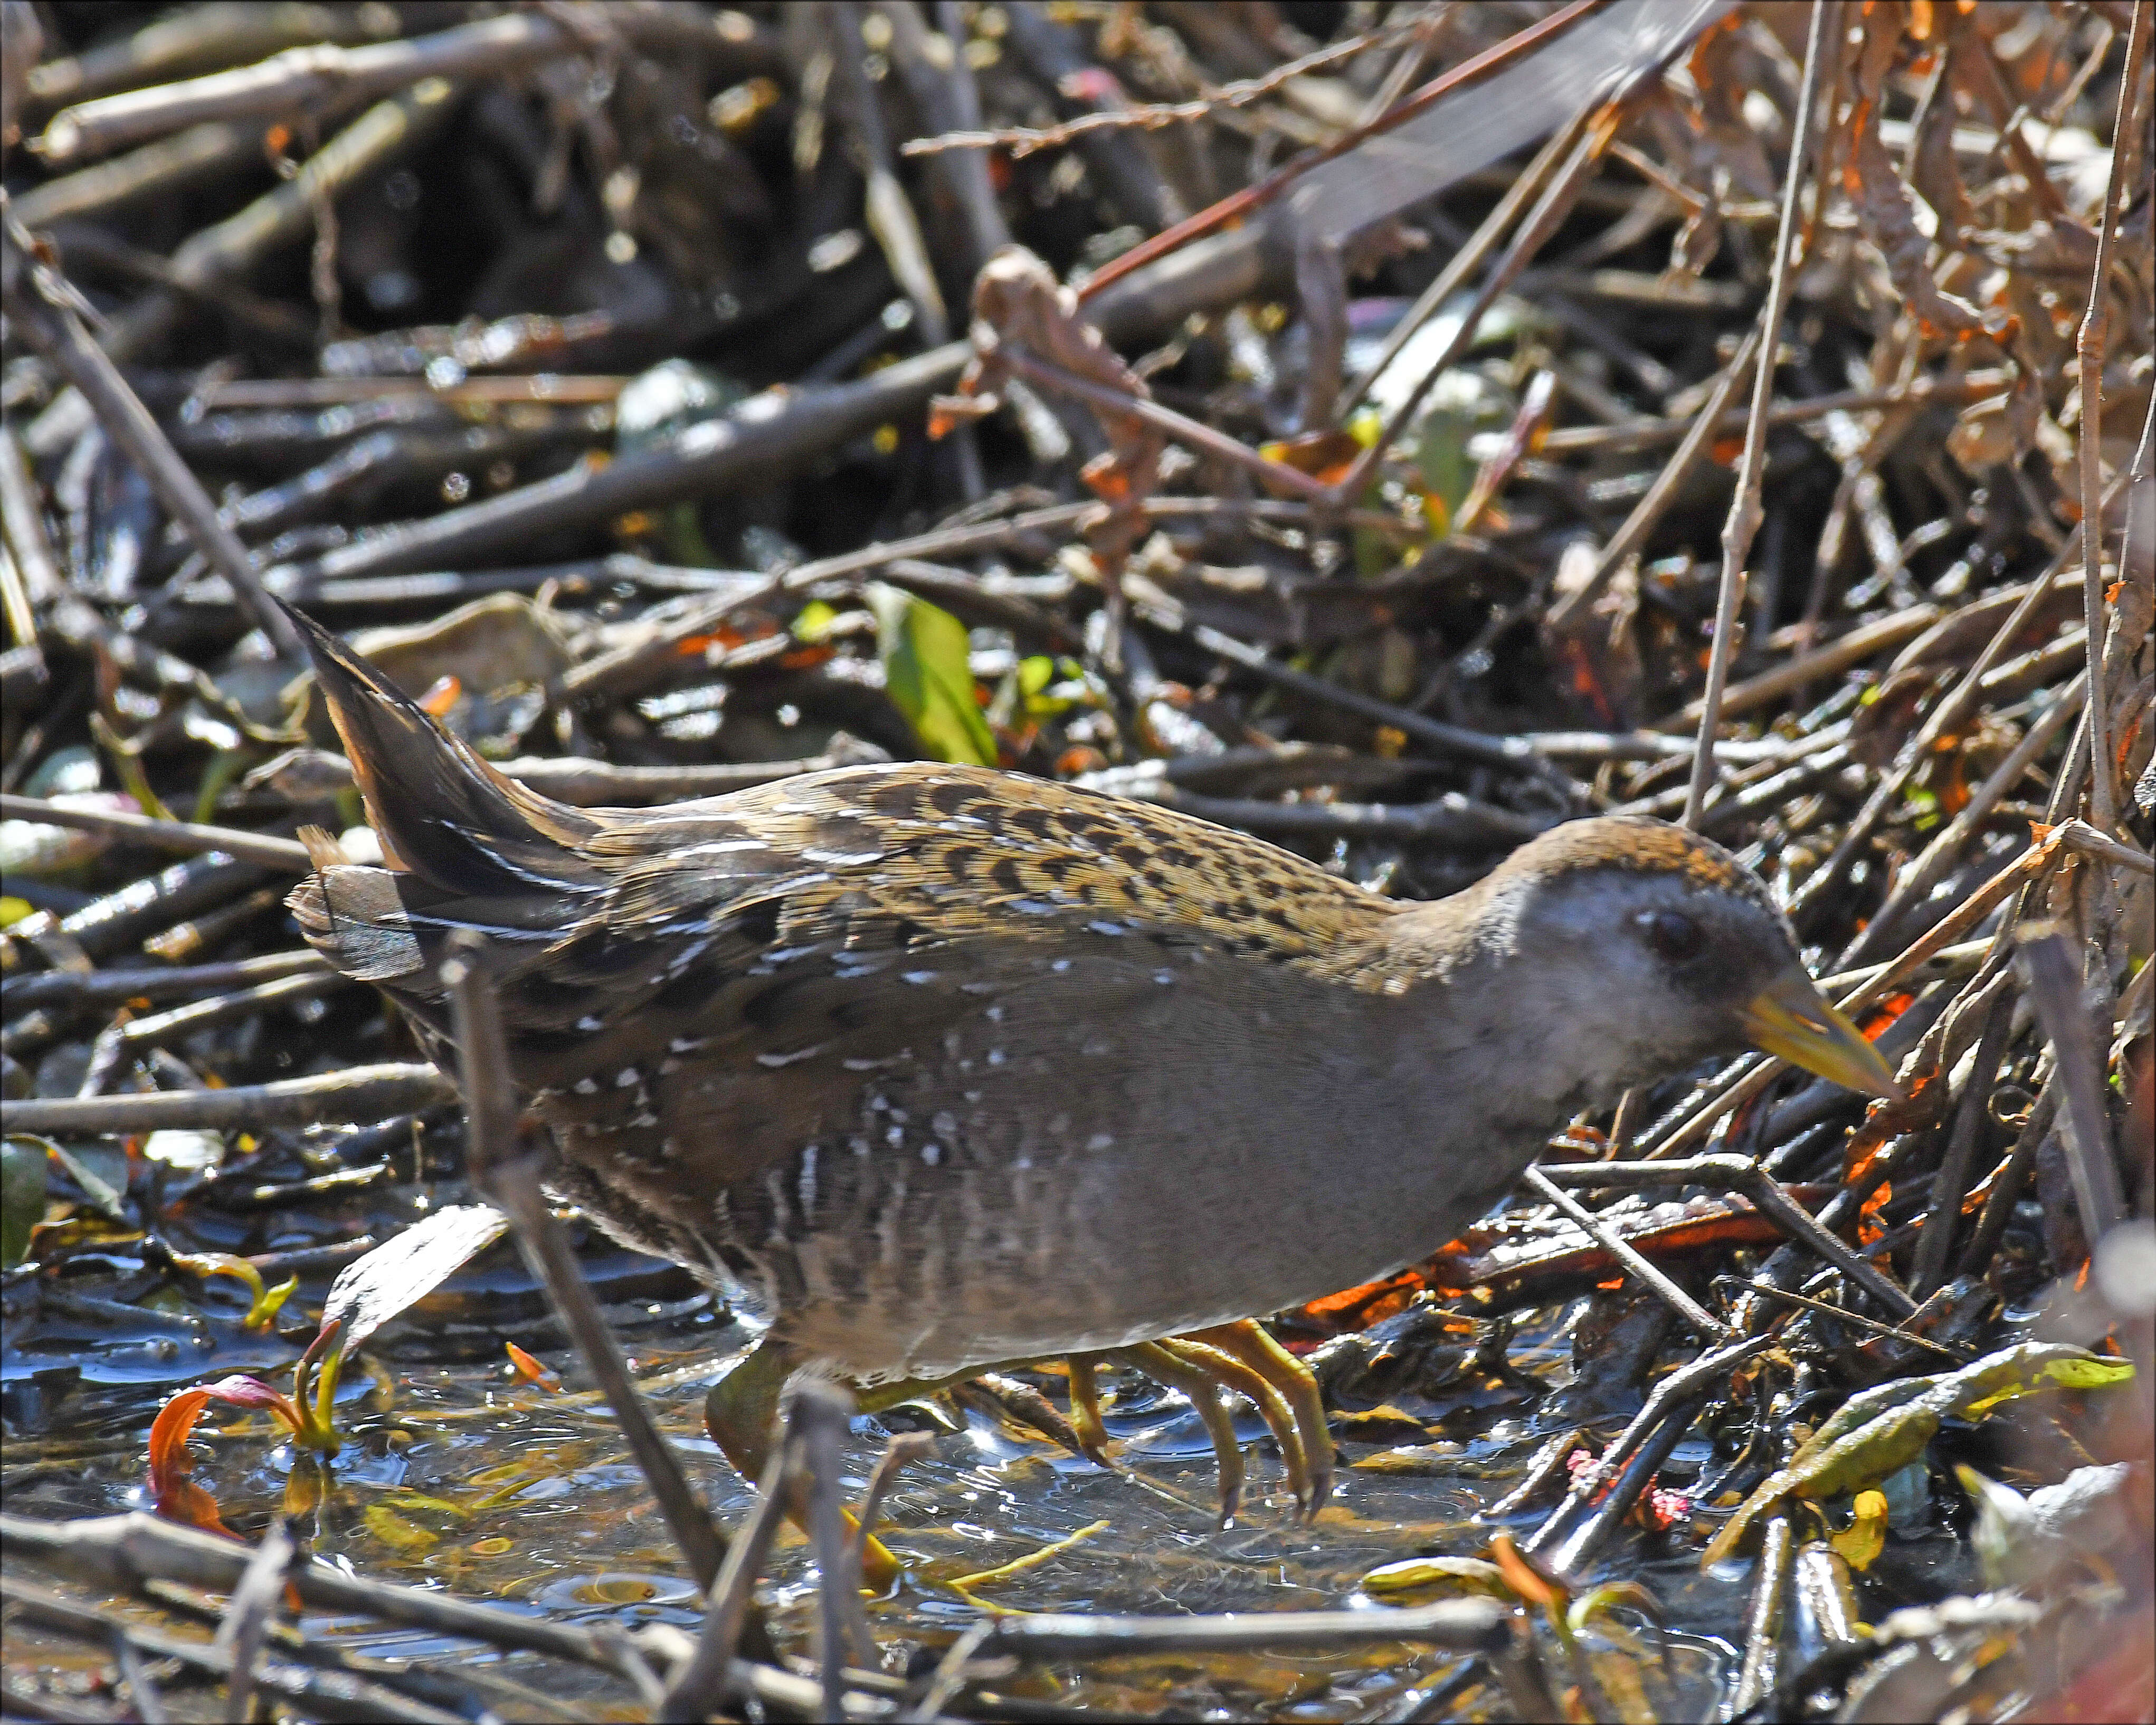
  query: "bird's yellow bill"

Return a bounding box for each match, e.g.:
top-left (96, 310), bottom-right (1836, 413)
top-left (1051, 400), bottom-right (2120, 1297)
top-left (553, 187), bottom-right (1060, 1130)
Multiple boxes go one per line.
top-left (1739, 968), bottom-right (1903, 1099)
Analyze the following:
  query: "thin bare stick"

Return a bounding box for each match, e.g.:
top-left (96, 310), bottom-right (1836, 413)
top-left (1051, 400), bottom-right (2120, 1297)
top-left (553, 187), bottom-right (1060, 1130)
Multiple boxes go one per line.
top-left (1546, 319), bottom-right (1765, 633)
top-left (2053, 817), bottom-right (2155, 875)
top-left (2076, 0), bottom-right (2151, 829)
top-left (207, 1518), bottom-right (298, 1725)
top-left (978, 1596), bottom-right (1508, 1657)
top-left (0, 793), bottom-right (312, 870)
top-left (1734, 1280), bottom-right (1969, 1359)
top-left (0, 427), bottom-right (63, 604)
top-left (1523, 1333), bottom-right (1775, 1561)
top-left (0, 217), bottom-right (305, 659)
top-left (996, 342), bottom-right (1329, 499)
top-left (904, 16), bottom-right (1421, 157)
top-left (1325, 92), bottom-right (1621, 506)
top-left (790, 1377), bottom-right (877, 1713)
top-left (2017, 922), bottom-right (2125, 1242)
top-left (1793, 469), bottom-right (2132, 930)
top-left (1908, 984), bottom-right (2016, 1299)
top-left (1541, 1154), bottom-right (1918, 1321)
top-left (1073, 0), bottom-right (1602, 304)
top-left (1, 1063), bottom-right (453, 1135)
top-left (440, 934), bottom-right (738, 1601)
top-left (1684, 0), bottom-right (1833, 829)
top-left (1839, 671), bottom-right (2088, 965)
top-left (1539, 373), bottom-right (1993, 458)
top-left (1522, 1165), bottom-right (1729, 1339)
top-left (36, 11), bottom-right (581, 163)
top-left (1338, 97), bottom-right (1594, 418)
top-left (660, 1442), bottom-right (796, 1720)
top-left (853, 1431), bottom-right (938, 1574)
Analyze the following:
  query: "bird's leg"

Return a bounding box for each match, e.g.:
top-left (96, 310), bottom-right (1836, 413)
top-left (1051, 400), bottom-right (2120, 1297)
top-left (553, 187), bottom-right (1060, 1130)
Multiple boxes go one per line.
top-left (1114, 1341), bottom-right (1246, 1527)
top-left (1066, 1354), bottom-right (1113, 1466)
top-left (703, 1338), bottom-right (906, 1590)
top-left (702, 1336), bottom-right (796, 1485)
top-left (1183, 1319), bottom-right (1335, 1518)
top-left (1154, 1336), bottom-right (1312, 1517)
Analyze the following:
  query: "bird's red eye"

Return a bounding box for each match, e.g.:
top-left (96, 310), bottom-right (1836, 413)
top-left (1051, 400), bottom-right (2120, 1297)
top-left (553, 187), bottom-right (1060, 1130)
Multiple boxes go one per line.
top-left (1638, 908), bottom-right (1705, 964)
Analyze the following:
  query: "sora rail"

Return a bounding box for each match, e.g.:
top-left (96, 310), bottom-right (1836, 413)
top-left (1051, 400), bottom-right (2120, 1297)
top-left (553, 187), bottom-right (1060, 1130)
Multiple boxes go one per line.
top-left (286, 604), bottom-right (1894, 1536)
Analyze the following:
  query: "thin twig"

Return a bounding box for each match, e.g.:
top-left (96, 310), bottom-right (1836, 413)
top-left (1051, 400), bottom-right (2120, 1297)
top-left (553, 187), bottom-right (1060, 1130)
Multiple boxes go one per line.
top-left (1546, 326), bottom-right (1763, 635)
top-left (0, 1063), bottom-right (454, 1135)
top-left (439, 933), bottom-right (739, 1602)
top-left (904, 15), bottom-right (1421, 157)
top-left (0, 215), bottom-right (305, 660)
top-left (1325, 85), bottom-right (1625, 506)
top-left (2053, 817), bottom-right (2155, 875)
top-left (1684, 0), bottom-right (1833, 830)
top-left (1730, 1514), bottom-right (1795, 1712)
top-left (1340, 98), bottom-right (1593, 417)
top-left (1540, 1155), bottom-right (1918, 1321)
top-left (1732, 1280), bottom-right (1969, 1360)
top-left (1839, 671), bottom-right (2088, 965)
top-left (2017, 922), bottom-right (2125, 1243)
top-left (660, 1443), bottom-right (795, 1721)
top-left (2074, 0), bottom-right (2149, 829)
top-left (1792, 466), bottom-right (2133, 929)
top-left (1074, 0), bottom-right (1602, 303)
top-left (207, 1517), bottom-right (298, 1725)
top-left (37, 11), bottom-right (584, 162)
top-left (0, 793), bottom-right (313, 870)
top-left (790, 1377), bottom-right (878, 1714)
top-left (1908, 984), bottom-right (2017, 1299)
top-left (1522, 1165), bottom-right (1729, 1339)
top-left (1524, 1333), bottom-right (1775, 1562)
top-left (977, 1597), bottom-right (1508, 1657)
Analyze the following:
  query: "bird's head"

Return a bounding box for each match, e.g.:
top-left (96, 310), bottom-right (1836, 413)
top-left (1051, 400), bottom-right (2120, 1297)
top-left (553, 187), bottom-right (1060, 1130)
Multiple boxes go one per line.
top-left (1444, 815), bottom-right (1899, 1108)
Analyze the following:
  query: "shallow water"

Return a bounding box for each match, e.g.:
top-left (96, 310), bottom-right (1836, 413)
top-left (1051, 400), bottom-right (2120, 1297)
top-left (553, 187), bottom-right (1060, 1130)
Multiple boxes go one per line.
top-left (5, 1246), bottom-right (1990, 1721)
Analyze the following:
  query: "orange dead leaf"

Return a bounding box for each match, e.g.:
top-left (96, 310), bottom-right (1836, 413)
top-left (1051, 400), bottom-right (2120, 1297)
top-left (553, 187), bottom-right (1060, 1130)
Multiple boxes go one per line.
top-left (1489, 1531), bottom-right (1564, 1609)
top-left (1857, 1180), bottom-right (1893, 1247)
top-left (1259, 429), bottom-right (1363, 484)
top-left (1081, 457), bottom-right (1133, 503)
top-left (148, 1388), bottom-right (226, 1532)
top-left (504, 1341), bottom-right (561, 1390)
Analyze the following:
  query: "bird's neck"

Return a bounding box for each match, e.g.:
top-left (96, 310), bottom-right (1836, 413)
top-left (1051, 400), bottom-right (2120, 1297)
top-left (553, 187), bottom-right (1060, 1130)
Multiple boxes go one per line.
top-left (1365, 884), bottom-right (1632, 1124)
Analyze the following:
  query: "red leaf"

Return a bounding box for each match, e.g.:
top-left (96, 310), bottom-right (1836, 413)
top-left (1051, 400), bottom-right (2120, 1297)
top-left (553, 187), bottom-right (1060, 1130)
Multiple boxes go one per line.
top-left (147, 1388), bottom-right (230, 1534)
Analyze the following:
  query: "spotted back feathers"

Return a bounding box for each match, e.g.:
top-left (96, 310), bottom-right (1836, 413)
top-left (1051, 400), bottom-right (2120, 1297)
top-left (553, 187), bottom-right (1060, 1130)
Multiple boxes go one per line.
top-left (583, 763), bottom-right (1404, 984)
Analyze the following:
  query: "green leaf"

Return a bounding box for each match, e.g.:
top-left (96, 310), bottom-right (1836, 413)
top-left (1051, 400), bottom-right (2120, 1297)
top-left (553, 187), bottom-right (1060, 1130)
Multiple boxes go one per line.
top-left (2, 1137), bottom-right (48, 1269)
top-left (792, 599), bottom-right (839, 643)
top-left (1701, 1342), bottom-right (2131, 1569)
top-left (2037, 1355), bottom-right (2136, 1392)
top-left (1361, 1555), bottom-right (1508, 1597)
top-left (869, 584), bottom-right (997, 766)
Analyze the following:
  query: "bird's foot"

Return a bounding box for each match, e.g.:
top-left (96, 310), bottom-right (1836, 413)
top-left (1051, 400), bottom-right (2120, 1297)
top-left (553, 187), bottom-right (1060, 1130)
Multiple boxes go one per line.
top-left (1104, 1320), bottom-right (1332, 1527)
top-left (1181, 1319), bottom-right (1335, 1519)
top-left (1114, 1341), bottom-right (1248, 1527)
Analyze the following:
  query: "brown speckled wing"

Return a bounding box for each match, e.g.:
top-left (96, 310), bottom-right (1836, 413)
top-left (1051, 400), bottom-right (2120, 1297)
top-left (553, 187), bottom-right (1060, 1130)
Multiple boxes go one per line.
top-left (581, 763), bottom-right (1402, 985)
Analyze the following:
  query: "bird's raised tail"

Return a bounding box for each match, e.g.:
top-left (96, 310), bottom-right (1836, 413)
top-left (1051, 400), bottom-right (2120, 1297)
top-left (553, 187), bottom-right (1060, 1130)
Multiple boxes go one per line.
top-left (278, 599), bottom-right (602, 899)
top-left (279, 599), bottom-right (611, 1038)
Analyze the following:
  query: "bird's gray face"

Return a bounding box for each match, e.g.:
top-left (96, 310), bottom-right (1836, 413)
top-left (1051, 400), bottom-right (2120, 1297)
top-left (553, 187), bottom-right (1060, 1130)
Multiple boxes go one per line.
top-left (1488, 862), bottom-right (1899, 1107)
